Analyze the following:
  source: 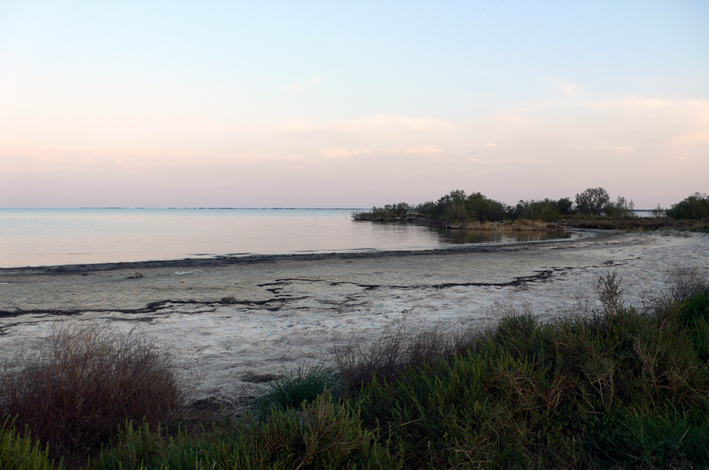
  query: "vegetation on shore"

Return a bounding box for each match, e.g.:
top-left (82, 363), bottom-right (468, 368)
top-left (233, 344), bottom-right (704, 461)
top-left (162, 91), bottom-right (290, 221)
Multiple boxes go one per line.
top-left (2, 266), bottom-right (709, 469)
top-left (352, 189), bottom-right (709, 233)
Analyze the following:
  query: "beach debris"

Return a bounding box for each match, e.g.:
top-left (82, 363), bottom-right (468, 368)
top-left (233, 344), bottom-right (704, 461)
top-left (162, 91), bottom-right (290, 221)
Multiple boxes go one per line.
top-left (126, 270), bottom-right (144, 279)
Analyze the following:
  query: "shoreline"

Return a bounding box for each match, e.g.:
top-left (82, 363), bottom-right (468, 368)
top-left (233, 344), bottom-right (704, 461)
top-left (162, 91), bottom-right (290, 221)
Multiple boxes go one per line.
top-left (2, 230), bottom-right (707, 407)
top-left (0, 228), bottom-right (598, 275)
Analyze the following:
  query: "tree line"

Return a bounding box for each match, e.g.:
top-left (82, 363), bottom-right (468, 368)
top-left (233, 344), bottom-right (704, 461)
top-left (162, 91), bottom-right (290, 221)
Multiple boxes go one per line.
top-left (355, 188), bottom-right (709, 224)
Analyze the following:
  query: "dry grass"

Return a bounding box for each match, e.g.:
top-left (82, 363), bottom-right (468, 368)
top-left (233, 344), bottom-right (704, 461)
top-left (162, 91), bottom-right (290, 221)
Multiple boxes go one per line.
top-left (447, 219), bottom-right (565, 232)
top-left (0, 323), bottom-right (185, 464)
top-left (335, 321), bottom-right (479, 390)
top-left (666, 265), bottom-right (708, 301)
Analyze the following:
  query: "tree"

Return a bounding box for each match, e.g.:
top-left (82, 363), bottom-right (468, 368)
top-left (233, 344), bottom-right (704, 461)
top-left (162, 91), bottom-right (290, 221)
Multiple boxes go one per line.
top-left (466, 192), bottom-right (508, 222)
top-left (666, 193), bottom-right (709, 220)
top-left (575, 187), bottom-right (610, 216)
top-left (555, 197), bottom-right (574, 215)
top-left (650, 204), bottom-right (665, 218)
top-left (604, 196), bottom-right (635, 217)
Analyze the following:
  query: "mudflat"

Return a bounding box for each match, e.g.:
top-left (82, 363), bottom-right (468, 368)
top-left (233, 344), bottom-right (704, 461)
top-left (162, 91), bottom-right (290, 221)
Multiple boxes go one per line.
top-left (1, 231), bottom-right (707, 406)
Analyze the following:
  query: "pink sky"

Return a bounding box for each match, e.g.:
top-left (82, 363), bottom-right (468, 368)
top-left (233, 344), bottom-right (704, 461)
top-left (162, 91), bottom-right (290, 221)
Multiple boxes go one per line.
top-left (1, 2), bottom-right (707, 209)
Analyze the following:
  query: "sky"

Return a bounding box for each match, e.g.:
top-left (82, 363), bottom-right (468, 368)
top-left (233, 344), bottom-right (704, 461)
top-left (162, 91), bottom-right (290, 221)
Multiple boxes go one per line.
top-left (1, 1), bottom-right (708, 209)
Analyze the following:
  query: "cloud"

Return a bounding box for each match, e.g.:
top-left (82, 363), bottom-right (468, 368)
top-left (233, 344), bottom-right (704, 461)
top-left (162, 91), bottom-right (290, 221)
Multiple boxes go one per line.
top-left (594, 146), bottom-right (636, 153)
top-left (401, 146), bottom-right (442, 155)
top-left (284, 83), bottom-right (301, 93)
top-left (551, 79), bottom-right (579, 95)
top-left (2, 98), bottom-right (708, 208)
top-left (322, 148), bottom-right (371, 158)
top-left (310, 76), bottom-right (322, 85)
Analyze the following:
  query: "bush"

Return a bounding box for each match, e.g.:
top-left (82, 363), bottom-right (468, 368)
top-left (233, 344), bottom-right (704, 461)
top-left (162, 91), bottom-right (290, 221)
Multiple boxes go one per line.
top-left (667, 193), bottom-right (709, 221)
top-left (0, 323), bottom-right (185, 463)
top-left (604, 195), bottom-right (635, 217)
top-left (512, 198), bottom-right (571, 221)
top-left (416, 190), bottom-right (510, 223)
top-left (95, 395), bottom-right (400, 470)
top-left (340, 272), bottom-right (709, 469)
top-left (0, 419), bottom-right (58, 470)
top-left (575, 187), bottom-right (610, 216)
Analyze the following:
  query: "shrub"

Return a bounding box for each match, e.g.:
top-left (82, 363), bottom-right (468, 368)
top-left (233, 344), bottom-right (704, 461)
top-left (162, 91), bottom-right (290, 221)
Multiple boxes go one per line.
top-left (512, 198), bottom-right (569, 221)
top-left (416, 190), bottom-right (511, 223)
top-left (604, 195), bottom-right (635, 217)
top-left (575, 187), bottom-right (610, 215)
top-left (651, 204), bottom-right (666, 217)
top-left (0, 419), bottom-right (58, 470)
top-left (95, 395), bottom-right (400, 470)
top-left (666, 192), bottom-right (709, 221)
top-left (555, 197), bottom-right (574, 215)
top-left (0, 323), bottom-right (185, 463)
top-left (465, 192), bottom-right (510, 222)
top-left (595, 271), bottom-right (625, 315)
top-left (340, 273), bottom-right (709, 468)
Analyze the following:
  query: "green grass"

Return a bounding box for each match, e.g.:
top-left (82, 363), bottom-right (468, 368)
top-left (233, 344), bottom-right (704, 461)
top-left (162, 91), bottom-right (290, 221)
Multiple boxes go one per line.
top-left (350, 299), bottom-right (709, 469)
top-left (93, 395), bottom-right (400, 470)
top-left (3, 272), bottom-right (709, 469)
top-left (255, 364), bottom-right (344, 416)
top-left (1, 419), bottom-right (59, 470)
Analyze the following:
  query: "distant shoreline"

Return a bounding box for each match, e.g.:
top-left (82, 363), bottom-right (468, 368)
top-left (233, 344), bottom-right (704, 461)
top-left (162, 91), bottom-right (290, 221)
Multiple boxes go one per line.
top-left (53, 207), bottom-right (369, 211)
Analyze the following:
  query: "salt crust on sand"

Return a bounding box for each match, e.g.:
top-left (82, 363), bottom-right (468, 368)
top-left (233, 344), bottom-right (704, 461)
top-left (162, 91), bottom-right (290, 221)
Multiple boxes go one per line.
top-left (1, 231), bottom-right (707, 405)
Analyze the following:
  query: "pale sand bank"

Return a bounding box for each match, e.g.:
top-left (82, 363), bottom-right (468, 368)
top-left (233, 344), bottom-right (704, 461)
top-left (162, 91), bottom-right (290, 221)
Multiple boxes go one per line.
top-left (1, 231), bottom-right (707, 407)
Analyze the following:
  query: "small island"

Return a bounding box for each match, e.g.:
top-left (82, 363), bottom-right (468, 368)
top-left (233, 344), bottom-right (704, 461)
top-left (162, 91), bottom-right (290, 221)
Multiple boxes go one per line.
top-left (353, 188), bottom-right (709, 233)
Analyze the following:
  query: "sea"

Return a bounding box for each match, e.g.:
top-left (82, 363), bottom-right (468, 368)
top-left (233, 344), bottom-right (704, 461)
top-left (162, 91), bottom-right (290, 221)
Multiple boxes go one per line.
top-left (0, 208), bottom-right (574, 268)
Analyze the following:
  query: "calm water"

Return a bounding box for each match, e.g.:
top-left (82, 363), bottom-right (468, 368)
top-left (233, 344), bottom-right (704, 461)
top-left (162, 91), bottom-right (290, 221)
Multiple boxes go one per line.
top-left (0, 209), bottom-right (571, 268)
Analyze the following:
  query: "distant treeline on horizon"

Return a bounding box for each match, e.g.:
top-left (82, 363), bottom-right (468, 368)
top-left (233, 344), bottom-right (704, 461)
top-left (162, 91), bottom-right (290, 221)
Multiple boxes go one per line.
top-left (353, 188), bottom-right (709, 224)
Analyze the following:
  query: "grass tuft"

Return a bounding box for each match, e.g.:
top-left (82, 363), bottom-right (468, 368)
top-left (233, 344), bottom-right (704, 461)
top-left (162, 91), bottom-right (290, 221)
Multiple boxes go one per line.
top-left (255, 364), bottom-right (344, 416)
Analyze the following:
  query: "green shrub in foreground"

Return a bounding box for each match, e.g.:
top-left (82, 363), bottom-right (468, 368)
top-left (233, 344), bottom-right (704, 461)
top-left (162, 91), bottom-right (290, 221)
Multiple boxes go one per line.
top-left (349, 289), bottom-right (709, 469)
top-left (95, 394), bottom-right (400, 470)
top-left (0, 420), bottom-right (58, 470)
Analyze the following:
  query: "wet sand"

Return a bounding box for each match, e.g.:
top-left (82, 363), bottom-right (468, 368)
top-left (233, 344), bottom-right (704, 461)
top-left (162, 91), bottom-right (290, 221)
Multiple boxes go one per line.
top-left (1, 230), bottom-right (707, 407)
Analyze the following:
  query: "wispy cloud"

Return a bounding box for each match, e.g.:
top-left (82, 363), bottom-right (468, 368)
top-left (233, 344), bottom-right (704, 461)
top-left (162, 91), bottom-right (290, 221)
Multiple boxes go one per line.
top-left (2, 98), bottom-right (707, 208)
top-left (595, 146), bottom-right (636, 153)
top-left (400, 146), bottom-right (443, 154)
top-left (322, 148), bottom-right (372, 158)
top-left (551, 79), bottom-right (579, 95)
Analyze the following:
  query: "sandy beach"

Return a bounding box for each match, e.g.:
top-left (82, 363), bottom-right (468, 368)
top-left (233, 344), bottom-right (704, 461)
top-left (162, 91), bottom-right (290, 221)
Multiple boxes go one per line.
top-left (1, 230), bottom-right (708, 408)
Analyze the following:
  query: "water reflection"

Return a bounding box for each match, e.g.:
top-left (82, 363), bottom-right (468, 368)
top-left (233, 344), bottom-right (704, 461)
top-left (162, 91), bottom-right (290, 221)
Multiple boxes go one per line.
top-left (432, 226), bottom-right (571, 244)
top-left (1, 209), bottom-right (576, 268)
top-left (364, 221), bottom-right (572, 247)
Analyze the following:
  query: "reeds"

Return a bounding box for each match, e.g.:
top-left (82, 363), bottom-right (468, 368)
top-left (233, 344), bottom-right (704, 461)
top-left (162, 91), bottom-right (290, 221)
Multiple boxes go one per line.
top-left (446, 218), bottom-right (565, 232)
